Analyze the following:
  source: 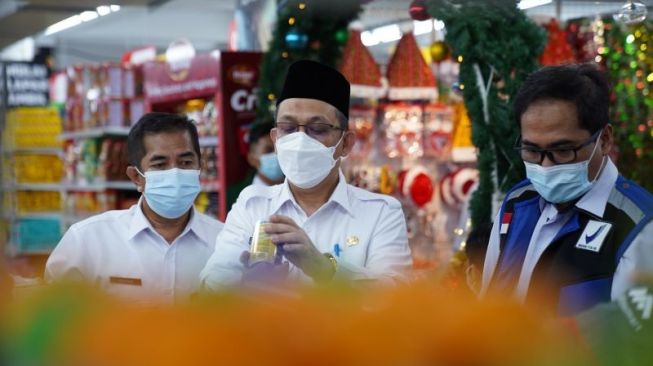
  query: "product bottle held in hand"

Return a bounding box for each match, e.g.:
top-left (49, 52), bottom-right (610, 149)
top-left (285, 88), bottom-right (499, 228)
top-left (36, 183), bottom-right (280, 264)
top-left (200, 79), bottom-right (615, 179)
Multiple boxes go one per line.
top-left (249, 221), bottom-right (277, 264)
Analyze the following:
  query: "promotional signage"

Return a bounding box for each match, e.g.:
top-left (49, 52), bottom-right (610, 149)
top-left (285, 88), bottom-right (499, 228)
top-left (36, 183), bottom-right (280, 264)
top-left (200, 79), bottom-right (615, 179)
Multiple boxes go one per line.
top-left (218, 52), bottom-right (262, 185)
top-left (3, 61), bottom-right (50, 107)
top-left (143, 54), bottom-right (220, 104)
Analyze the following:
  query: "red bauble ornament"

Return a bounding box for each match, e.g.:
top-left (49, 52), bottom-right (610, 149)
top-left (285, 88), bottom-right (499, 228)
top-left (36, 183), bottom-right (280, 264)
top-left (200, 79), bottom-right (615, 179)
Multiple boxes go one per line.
top-left (410, 173), bottom-right (434, 207)
top-left (409, 0), bottom-right (430, 21)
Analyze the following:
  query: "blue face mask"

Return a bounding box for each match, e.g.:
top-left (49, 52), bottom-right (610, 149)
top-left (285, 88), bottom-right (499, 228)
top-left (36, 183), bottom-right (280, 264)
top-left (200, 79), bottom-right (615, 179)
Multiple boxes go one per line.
top-left (524, 133), bottom-right (603, 204)
top-left (137, 168), bottom-right (201, 219)
top-left (258, 152), bottom-right (284, 182)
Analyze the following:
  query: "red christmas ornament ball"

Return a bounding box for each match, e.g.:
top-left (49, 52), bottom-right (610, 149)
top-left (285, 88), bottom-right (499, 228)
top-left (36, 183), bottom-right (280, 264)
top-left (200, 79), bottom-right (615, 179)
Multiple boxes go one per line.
top-left (409, 0), bottom-right (430, 21)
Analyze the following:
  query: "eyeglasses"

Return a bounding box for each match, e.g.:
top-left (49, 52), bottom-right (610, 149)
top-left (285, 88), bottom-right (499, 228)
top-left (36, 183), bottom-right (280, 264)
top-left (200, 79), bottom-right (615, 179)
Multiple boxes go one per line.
top-left (275, 121), bottom-right (343, 139)
top-left (514, 130), bottom-right (601, 165)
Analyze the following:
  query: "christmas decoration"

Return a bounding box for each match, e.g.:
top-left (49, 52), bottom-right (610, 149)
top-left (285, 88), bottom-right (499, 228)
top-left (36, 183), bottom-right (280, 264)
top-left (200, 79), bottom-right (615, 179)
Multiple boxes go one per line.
top-left (603, 17), bottom-right (653, 191)
top-left (566, 17), bottom-right (604, 64)
top-left (339, 29), bottom-right (387, 98)
top-left (285, 29), bottom-right (309, 49)
top-left (400, 166), bottom-right (435, 207)
top-left (540, 19), bottom-right (575, 66)
top-left (382, 104), bottom-right (424, 158)
top-left (429, 40), bottom-right (450, 63)
top-left (426, 0), bottom-right (546, 228)
top-left (440, 167), bottom-right (479, 207)
top-left (386, 33), bottom-right (438, 100)
top-left (409, 0), bottom-right (430, 21)
top-left (423, 103), bottom-right (454, 159)
top-left (614, 0), bottom-right (648, 25)
top-left (256, 0), bottom-right (364, 119)
top-left (451, 102), bottom-right (476, 162)
top-left (335, 28), bottom-right (349, 44)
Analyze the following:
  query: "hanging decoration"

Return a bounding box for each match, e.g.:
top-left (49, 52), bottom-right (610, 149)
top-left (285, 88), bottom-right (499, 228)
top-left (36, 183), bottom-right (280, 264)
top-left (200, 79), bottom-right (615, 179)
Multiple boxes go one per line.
top-left (409, 0), bottom-right (431, 21)
top-left (540, 19), bottom-right (575, 65)
top-left (429, 40), bottom-right (450, 63)
top-left (426, 0), bottom-right (546, 228)
top-left (614, 0), bottom-right (648, 25)
top-left (339, 29), bottom-right (387, 98)
top-left (386, 33), bottom-right (438, 100)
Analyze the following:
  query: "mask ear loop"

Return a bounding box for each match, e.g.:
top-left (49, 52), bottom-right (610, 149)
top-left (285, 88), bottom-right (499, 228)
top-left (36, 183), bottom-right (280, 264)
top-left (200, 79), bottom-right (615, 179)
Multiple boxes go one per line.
top-left (589, 129), bottom-right (606, 183)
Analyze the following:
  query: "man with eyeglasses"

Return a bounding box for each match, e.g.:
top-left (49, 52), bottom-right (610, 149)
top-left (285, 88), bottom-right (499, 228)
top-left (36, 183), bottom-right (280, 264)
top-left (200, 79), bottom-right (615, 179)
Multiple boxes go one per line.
top-left (200, 60), bottom-right (412, 289)
top-left (480, 64), bottom-right (653, 316)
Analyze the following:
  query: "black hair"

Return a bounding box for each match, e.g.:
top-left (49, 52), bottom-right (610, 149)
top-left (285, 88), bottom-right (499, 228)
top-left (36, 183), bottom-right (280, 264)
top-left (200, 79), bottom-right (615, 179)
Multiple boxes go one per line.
top-left (127, 112), bottom-right (201, 169)
top-left (513, 63), bottom-right (611, 134)
top-left (465, 223), bottom-right (492, 270)
top-left (248, 120), bottom-right (274, 148)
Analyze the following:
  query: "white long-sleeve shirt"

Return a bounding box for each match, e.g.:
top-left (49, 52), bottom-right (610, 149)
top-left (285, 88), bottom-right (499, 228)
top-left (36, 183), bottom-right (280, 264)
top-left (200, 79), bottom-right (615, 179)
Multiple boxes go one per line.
top-left (46, 202), bottom-right (223, 303)
top-left (200, 173), bottom-right (412, 289)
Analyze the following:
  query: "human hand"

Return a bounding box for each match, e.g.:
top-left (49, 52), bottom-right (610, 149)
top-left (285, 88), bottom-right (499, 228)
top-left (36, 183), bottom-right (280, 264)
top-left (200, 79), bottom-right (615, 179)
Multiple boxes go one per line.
top-left (265, 215), bottom-right (335, 282)
top-left (239, 251), bottom-right (289, 284)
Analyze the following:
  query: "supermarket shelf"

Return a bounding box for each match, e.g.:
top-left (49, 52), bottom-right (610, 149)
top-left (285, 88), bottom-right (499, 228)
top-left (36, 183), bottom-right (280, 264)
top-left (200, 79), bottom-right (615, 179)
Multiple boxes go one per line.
top-left (3, 212), bottom-right (63, 220)
top-left (3, 183), bottom-right (62, 191)
top-left (2, 147), bottom-right (62, 155)
top-left (60, 126), bottom-right (131, 140)
top-left (62, 180), bottom-right (136, 191)
top-left (199, 136), bottom-right (219, 147)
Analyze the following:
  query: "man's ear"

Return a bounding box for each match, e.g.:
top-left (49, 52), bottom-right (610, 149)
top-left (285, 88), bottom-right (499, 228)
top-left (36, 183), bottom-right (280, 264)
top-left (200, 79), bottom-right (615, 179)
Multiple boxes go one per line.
top-left (340, 130), bottom-right (356, 158)
top-left (247, 150), bottom-right (260, 169)
top-left (125, 166), bottom-right (145, 193)
top-left (270, 128), bottom-right (278, 152)
top-left (601, 124), bottom-right (614, 156)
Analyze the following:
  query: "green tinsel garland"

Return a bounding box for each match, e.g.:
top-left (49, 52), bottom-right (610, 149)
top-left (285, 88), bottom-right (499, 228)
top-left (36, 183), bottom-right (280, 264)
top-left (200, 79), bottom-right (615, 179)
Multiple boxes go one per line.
top-left (255, 0), bottom-right (363, 120)
top-left (426, 0), bottom-right (546, 227)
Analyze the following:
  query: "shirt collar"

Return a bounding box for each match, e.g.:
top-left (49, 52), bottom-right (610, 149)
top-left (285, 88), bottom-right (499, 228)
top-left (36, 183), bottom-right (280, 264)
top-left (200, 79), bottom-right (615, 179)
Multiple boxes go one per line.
top-left (128, 198), bottom-right (212, 246)
top-left (270, 170), bottom-right (353, 216)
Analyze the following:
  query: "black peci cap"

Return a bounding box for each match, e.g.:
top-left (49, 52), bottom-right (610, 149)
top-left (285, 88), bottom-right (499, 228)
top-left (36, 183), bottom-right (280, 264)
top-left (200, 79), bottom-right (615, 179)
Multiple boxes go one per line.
top-left (277, 60), bottom-right (350, 118)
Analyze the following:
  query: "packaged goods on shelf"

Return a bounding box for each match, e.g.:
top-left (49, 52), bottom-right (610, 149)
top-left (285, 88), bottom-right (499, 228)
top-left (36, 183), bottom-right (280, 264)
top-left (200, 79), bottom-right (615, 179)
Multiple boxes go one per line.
top-left (16, 191), bottom-right (62, 213)
top-left (13, 154), bottom-right (63, 183)
top-left (2, 107), bottom-right (62, 149)
top-left (11, 218), bottom-right (62, 253)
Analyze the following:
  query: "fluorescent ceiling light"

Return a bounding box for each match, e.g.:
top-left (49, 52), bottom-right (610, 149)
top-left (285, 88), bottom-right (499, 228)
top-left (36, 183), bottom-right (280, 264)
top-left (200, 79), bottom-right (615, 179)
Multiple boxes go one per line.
top-left (96, 5), bottom-right (111, 16)
top-left (79, 11), bottom-right (98, 22)
top-left (518, 0), bottom-right (553, 9)
top-left (361, 24), bottom-right (402, 47)
top-left (44, 15), bottom-right (82, 36)
top-left (44, 4), bottom-right (121, 36)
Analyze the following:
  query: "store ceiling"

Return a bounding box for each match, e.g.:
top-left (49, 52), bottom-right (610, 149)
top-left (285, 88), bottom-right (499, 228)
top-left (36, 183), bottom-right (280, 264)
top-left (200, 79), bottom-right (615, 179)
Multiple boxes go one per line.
top-left (1, 0), bottom-right (653, 65)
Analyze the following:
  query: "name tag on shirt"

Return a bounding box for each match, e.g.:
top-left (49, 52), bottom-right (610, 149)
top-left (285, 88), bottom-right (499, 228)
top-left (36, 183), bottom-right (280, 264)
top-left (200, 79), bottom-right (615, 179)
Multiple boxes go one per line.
top-left (109, 276), bottom-right (142, 286)
top-left (575, 220), bottom-right (612, 253)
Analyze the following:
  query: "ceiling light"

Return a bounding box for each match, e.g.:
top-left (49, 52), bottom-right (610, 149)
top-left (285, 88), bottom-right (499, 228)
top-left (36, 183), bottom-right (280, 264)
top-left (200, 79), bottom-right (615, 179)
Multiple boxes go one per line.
top-left (79, 11), bottom-right (98, 22)
top-left (44, 4), bottom-right (121, 36)
top-left (44, 15), bottom-right (82, 36)
top-left (96, 5), bottom-right (111, 16)
top-left (518, 0), bottom-right (553, 10)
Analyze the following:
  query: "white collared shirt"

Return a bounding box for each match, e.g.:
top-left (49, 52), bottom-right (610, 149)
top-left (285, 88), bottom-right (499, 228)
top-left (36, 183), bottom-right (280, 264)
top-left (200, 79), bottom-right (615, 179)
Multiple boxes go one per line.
top-left (251, 174), bottom-right (267, 187)
top-left (45, 202), bottom-right (224, 303)
top-left (481, 159), bottom-right (653, 301)
top-left (200, 172), bottom-right (412, 289)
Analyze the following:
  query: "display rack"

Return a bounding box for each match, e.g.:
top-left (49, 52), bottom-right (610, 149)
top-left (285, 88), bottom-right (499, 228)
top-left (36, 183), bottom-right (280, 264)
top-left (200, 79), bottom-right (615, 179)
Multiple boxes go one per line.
top-left (1, 107), bottom-right (64, 257)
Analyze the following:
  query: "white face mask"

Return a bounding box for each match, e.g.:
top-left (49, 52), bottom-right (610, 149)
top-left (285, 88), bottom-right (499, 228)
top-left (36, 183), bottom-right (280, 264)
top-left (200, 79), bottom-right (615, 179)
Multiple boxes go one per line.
top-left (275, 131), bottom-right (344, 189)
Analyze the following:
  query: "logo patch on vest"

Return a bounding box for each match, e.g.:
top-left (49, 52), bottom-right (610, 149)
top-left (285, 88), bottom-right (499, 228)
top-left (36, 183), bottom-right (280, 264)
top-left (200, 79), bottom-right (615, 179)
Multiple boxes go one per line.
top-left (575, 220), bottom-right (612, 252)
